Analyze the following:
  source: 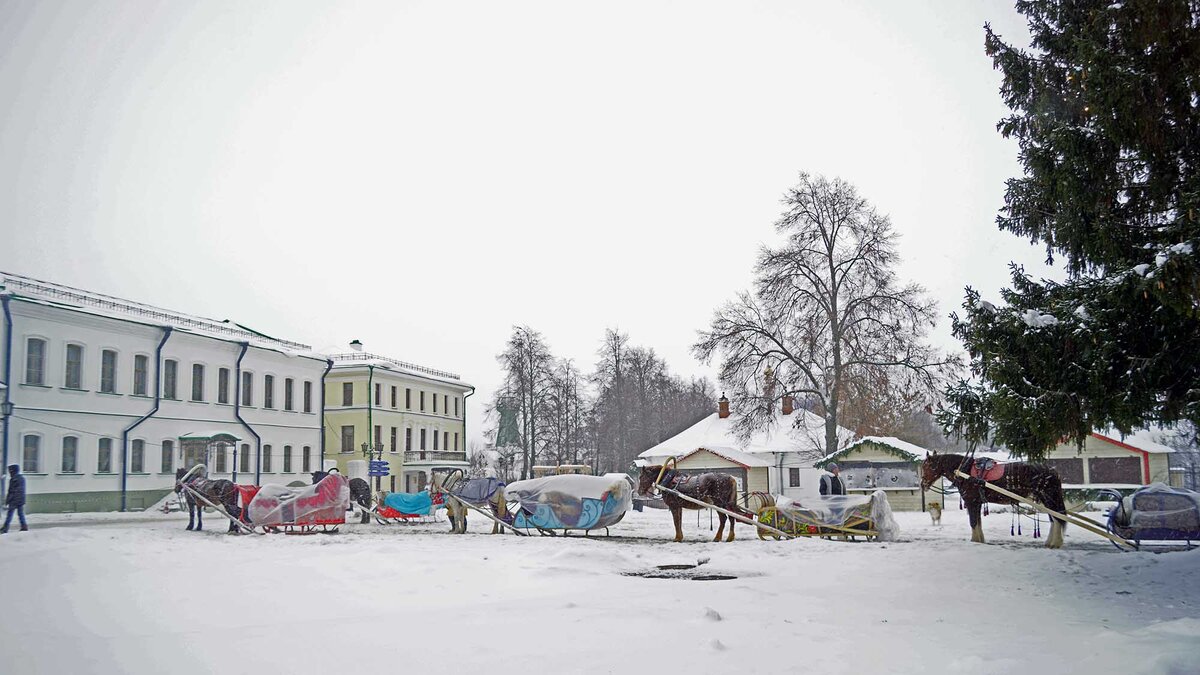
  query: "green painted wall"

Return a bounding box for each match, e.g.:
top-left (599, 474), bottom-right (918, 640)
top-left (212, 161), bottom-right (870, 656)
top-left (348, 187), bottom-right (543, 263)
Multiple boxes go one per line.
top-left (25, 489), bottom-right (172, 513)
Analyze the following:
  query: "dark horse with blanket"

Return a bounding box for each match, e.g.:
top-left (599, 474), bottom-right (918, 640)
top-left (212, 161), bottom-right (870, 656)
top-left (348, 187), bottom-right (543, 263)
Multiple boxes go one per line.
top-left (311, 471), bottom-right (372, 524)
top-left (639, 465), bottom-right (749, 542)
top-left (921, 451), bottom-right (1068, 548)
top-left (175, 467), bottom-right (242, 533)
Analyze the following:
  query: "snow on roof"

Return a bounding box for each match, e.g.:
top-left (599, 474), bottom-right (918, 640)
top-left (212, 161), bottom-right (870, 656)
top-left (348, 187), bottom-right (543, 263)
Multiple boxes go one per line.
top-left (1093, 429), bottom-right (1176, 454)
top-left (678, 446), bottom-right (772, 468)
top-left (639, 408), bottom-right (854, 461)
top-left (326, 351), bottom-right (470, 388)
top-left (819, 436), bottom-right (932, 465)
top-left (1, 271), bottom-right (326, 360)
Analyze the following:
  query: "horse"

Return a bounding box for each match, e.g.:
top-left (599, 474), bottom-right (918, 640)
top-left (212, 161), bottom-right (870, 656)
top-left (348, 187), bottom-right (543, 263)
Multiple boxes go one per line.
top-left (921, 451), bottom-right (1068, 548)
top-left (310, 471), bottom-right (372, 524)
top-left (638, 465), bottom-right (749, 542)
top-left (174, 467), bottom-right (243, 533)
top-left (434, 471), bottom-right (509, 534)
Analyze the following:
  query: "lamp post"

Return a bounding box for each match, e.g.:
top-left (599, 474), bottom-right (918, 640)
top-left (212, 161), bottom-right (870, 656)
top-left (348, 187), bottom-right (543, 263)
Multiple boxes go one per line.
top-left (362, 441), bottom-right (384, 491)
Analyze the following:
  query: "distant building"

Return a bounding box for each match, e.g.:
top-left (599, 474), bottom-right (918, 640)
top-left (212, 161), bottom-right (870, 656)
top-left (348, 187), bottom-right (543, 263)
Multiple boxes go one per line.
top-left (638, 393), bottom-right (855, 499)
top-left (0, 272), bottom-right (329, 512)
top-left (322, 342), bottom-right (473, 493)
top-left (815, 436), bottom-right (937, 511)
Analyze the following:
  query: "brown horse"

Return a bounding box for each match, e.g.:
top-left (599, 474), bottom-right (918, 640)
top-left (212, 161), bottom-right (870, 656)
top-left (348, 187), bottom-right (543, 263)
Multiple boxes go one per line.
top-left (638, 466), bottom-right (748, 542)
top-left (921, 451), bottom-right (1068, 548)
top-left (174, 467), bottom-right (243, 533)
top-left (434, 472), bottom-right (510, 534)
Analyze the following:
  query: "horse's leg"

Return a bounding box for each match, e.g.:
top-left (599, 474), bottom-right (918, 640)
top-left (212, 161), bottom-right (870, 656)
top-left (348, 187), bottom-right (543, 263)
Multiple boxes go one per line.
top-left (714, 512), bottom-right (726, 542)
top-left (672, 507), bottom-right (683, 542)
top-left (727, 509), bottom-right (736, 542)
top-left (359, 496), bottom-right (371, 525)
top-left (967, 498), bottom-right (984, 543)
top-left (1040, 485), bottom-right (1067, 549)
top-left (196, 500), bottom-right (203, 532)
top-left (186, 498), bottom-right (195, 530)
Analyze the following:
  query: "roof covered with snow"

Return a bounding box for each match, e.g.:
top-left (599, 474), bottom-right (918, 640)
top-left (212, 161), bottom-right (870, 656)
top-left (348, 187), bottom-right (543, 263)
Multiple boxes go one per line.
top-left (1092, 429), bottom-right (1176, 454)
top-left (326, 350), bottom-right (471, 388)
top-left (816, 436), bottom-right (933, 467)
top-left (1, 271), bottom-right (327, 361)
top-left (679, 446), bottom-right (773, 468)
top-left (639, 408), bottom-right (854, 462)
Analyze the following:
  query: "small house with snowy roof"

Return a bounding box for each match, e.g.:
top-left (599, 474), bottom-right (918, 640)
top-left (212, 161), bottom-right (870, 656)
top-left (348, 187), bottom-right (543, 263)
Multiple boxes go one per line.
top-left (638, 393), bottom-right (855, 499)
top-left (814, 436), bottom-right (939, 511)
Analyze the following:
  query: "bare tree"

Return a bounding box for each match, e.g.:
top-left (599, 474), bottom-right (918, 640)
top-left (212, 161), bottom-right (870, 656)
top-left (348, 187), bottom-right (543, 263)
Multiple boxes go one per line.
top-left (495, 325), bottom-right (556, 479)
top-left (695, 173), bottom-right (954, 456)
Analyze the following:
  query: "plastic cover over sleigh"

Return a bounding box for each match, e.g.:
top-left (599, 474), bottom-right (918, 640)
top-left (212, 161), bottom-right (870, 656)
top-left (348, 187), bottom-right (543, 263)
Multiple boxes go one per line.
top-left (504, 474), bottom-right (633, 531)
top-left (1109, 483), bottom-right (1200, 539)
top-left (246, 473), bottom-right (350, 526)
top-left (758, 490), bottom-right (900, 541)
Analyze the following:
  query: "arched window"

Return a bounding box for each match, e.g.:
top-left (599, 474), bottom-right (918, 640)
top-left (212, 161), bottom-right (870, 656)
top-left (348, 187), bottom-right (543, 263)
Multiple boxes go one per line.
top-left (161, 440), bottom-right (174, 473)
top-left (239, 444), bottom-right (251, 473)
top-left (100, 349), bottom-right (118, 393)
top-left (61, 436), bottom-right (78, 473)
top-left (262, 444), bottom-right (273, 472)
top-left (214, 443), bottom-right (227, 473)
top-left (25, 337), bottom-right (46, 385)
top-left (302, 446), bottom-right (312, 473)
top-left (131, 440), bottom-right (145, 473)
top-left (283, 445), bottom-right (293, 473)
top-left (97, 438), bottom-right (113, 473)
top-left (64, 343), bottom-right (84, 389)
top-left (22, 435), bottom-right (41, 473)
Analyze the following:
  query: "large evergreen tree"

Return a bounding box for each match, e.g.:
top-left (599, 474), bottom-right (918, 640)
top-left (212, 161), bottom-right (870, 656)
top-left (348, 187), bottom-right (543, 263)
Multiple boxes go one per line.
top-left (941, 1), bottom-right (1200, 456)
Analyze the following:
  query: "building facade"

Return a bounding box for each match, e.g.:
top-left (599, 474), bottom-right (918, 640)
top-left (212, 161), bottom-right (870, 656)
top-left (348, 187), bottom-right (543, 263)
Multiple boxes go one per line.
top-left (322, 343), bottom-right (473, 494)
top-left (0, 272), bottom-right (330, 512)
top-left (815, 436), bottom-right (939, 511)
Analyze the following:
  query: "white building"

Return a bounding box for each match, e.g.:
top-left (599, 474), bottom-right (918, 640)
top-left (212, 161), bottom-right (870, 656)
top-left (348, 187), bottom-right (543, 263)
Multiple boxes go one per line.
top-left (638, 394), bottom-right (856, 499)
top-left (0, 272), bottom-right (331, 512)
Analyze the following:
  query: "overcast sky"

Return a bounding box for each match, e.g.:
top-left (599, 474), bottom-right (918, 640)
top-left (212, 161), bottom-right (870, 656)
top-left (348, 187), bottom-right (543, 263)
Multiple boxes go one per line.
top-left (1, 1), bottom-right (1053, 445)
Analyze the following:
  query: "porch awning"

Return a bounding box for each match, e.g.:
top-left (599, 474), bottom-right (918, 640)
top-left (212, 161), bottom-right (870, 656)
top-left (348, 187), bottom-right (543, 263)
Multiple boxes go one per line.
top-left (179, 431), bottom-right (242, 443)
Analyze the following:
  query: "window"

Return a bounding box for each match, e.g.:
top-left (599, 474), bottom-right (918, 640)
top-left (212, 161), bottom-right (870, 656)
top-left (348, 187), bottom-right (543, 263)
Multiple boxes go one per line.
top-left (62, 436), bottom-right (78, 473)
top-left (283, 445), bottom-right (293, 473)
top-left (161, 440), bottom-right (174, 473)
top-left (131, 440), bottom-right (145, 473)
top-left (374, 425), bottom-right (382, 447)
top-left (262, 444), bottom-right (273, 472)
top-left (214, 444), bottom-right (227, 473)
top-left (789, 468), bottom-right (801, 487)
top-left (25, 337), bottom-right (46, 385)
top-left (433, 394), bottom-right (438, 414)
top-left (391, 386), bottom-right (397, 408)
top-left (406, 428), bottom-right (412, 451)
top-left (284, 378), bottom-right (294, 411)
top-left (433, 430), bottom-right (439, 450)
top-left (444, 394), bottom-right (449, 414)
top-left (455, 397), bottom-right (459, 418)
top-left (22, 435), bottom-right (40, 473)
top-left (241, 372), bottom-right (253, 406)
top-left (100, 350), bottom-right (117, 393)
top-left (163, 359), bottom-right (178, 399)
top-left (390, 427), bottom-right (397, 453)
top-left (374, 383), bottom-right (382, 406)
top-left (454, 432), bottom-right (459, 452)
top-left (302, 446), bottom-right (311, 473)
top-left (420, 391), bottom-right (425, 411)
top-left (444, 431), bottom-right (449, 453)
top-left (240, 444), bottom-right (250, 473)
top-left (420, 428), bottom-right (427, 450)
top-left (134, 354), bottom-right (149, 396)
top-left (342, 382), bottom-right (353, 406)
top-left (65, 343), bottom-right (83, 389)
top-left (405, 388), bottom-right (411, 409)
top-left (218, 368), bottom-right (230, 404)
top-left (341, 426), bottom-right (355, 453)
top-left (303, 381), bottom-right (313, 413)
top-left (98, 438), bottom-right (113, 473)
top-left (191, 364), bottom-right (205, 401)
top-left (263, 375), bottom-right (275, 408)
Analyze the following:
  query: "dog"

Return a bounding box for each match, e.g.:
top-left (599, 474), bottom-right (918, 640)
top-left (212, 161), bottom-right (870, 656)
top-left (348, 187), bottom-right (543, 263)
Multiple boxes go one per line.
top-left (928, 501), bottom-right (942, 526)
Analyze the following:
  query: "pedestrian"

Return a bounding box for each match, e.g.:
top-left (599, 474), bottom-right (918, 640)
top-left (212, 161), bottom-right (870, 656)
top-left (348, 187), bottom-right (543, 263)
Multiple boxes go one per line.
top-left (2, 464), bottom-right (28, 533)
top-left (819, 462), bottom-right (846, 496)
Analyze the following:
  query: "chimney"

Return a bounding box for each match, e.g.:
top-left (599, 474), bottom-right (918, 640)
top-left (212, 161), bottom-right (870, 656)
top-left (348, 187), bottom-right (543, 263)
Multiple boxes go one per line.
top-left (349, 339), bottom-right (363, 352)
top-left (782, 394), bottom-right (794, 415)
top-left (718, 393), bottom-right (730, 419)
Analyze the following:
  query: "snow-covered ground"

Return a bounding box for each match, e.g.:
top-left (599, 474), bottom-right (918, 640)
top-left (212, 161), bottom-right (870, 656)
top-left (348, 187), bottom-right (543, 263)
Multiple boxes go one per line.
top-left (2, 504), bottom-right (1198, 675)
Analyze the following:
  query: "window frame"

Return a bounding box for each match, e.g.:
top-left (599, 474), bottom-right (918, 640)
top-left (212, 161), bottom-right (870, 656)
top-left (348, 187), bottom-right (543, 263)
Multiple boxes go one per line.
top-left (241, 371), bottom-right (254, 406)
top-left (100, 349), bottom-right (118, 394)
top-left (131, 439), bottom-right (145, 473)
top-left (22, 434), bottom-right (41, 473)
top-left (61, 435), bottom-right (79, 473)
top-left (64, 342), bottom-right (84, 390)
top-left (161, 440), bottom-right (174, 473)
top-left (262, 444), bottom-right (273, 473)
top-left (97, 438), bottom-right (113, 473)
top-left (239, 444), bottom-right (251, 474)
top-left (218, 367), bottom-right (230, 404)
top-left (191, 363), bottom-right (205, 402)
top-left (133, 353), bottom-right (150, 397)
top-left (342, 382), bottom-right (353, 406)
top-left (284, 377), bottom-right (294, 411)
top-left (263, 374), bottom-right (275, 409)
top-left (24, 336), bottom-right (47, 385)
top-left (283, 445), bottom-right (293, 473)
top-left (302, 446), bottom-right (311, 473)
top-left (341, 426), bottom-right (355, 453)
top-left (303, 381), bottom-right (313, 413)
top-left (163, 359), bottom-right (179, 400)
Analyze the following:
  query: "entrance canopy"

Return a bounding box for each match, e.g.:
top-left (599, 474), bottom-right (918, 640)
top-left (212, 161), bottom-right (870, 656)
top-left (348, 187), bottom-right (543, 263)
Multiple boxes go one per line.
top-left (179, 431), bottom-right (242, 443)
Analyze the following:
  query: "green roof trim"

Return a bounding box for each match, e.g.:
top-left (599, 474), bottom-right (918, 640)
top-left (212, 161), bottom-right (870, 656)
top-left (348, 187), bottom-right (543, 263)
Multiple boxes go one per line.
top-left (814, 439), bottom-right (921, 468)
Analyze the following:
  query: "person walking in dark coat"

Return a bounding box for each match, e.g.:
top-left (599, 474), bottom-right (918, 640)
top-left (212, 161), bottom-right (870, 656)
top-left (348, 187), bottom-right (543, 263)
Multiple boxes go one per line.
top-left (819, 463), bottom-right (846, 496)
top-left (2, 464), bottom-right (28, 533)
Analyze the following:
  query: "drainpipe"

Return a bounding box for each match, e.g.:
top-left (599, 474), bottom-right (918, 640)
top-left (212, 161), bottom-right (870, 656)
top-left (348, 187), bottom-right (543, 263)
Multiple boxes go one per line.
top-left (463, 385), bottom-right (475, 461)
top-left (1, 291), bottom-right (12, 505)
top-left (233, 342), bottom-right (262, 484)
top-left (120, 326), bottom-right (172, 512)
top-left (367, 365), bottom-right (375, 490)
top-left (776, 451), bottom-right (785, 496)
top-left (319, 358), bottom-right (332, 471)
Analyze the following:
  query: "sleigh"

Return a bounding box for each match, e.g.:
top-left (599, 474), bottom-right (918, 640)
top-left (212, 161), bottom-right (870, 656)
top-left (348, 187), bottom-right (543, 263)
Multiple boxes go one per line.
top-left (1100, 483), bottom-right (1200, 550)
top-left (373, 490), bottom-right (446, 525)
top-left (242, 473), bottom-right (350, 534)
top-left (755, 491), bottom-right (899, 541)
top-left (503, 474), bottom-right (633, 535)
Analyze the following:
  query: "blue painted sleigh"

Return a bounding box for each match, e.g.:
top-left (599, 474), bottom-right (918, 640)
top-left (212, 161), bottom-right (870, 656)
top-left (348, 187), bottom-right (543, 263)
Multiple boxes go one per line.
top-left (503, 474), bottom-right (633, 534)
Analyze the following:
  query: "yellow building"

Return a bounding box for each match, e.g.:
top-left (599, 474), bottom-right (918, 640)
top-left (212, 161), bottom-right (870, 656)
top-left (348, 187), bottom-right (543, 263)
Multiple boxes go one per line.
top-left (322, 342), bottom-right (473, 493)
top-left (815, 436), bottom-right (938, 511)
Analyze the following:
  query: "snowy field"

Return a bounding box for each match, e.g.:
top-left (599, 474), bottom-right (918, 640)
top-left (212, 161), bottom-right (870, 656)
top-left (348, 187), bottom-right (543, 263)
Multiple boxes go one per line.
top-left (1, 504), bottom-right (1198, 675)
